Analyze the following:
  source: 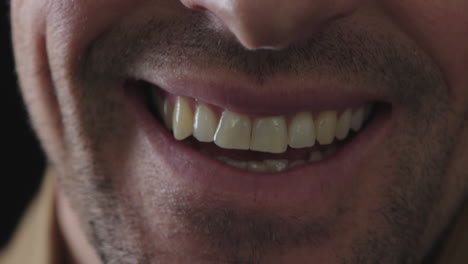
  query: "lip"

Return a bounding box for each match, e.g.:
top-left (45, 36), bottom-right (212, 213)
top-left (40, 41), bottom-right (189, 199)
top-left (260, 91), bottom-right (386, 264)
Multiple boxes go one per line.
top-left (134, 67), bottom-right (387, 116)
top-left (122, 80), bottom-right (392, 207)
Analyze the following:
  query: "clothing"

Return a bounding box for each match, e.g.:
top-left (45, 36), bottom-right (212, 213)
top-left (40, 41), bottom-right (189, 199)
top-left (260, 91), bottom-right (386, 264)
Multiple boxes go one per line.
top-left (1, 170), bottom-right (467, 264)
top-left (0, 169), bottom-right (63, 264)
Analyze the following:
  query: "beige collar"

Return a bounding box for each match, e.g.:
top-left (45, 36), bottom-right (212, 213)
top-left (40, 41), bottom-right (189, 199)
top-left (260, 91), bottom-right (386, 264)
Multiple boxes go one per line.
top-left (0, 168), bottom-right (63, 264)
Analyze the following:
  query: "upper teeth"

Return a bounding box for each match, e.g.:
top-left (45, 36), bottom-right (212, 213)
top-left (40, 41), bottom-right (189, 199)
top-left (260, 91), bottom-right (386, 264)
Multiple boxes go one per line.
top-left (155, 94), bottom-right (372, 154)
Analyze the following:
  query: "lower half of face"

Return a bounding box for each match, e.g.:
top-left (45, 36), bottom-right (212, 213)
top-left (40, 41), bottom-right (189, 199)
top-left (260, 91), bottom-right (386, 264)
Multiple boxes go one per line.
top-left (12, 0), bottom-right (468, 263)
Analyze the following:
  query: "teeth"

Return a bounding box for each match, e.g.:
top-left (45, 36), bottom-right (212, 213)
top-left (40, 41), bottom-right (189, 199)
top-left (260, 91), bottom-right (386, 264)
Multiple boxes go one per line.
top-left (247, 161), bottom-right (268, 172)
top-left (162, 99), bottom-right (174, 130)
top-left (215, 148), bottom-right (335, 172)
top-left (218, 157), bottom-right (248, 169)
top-left (351, 107), bottom-right (365, 132)
top-left (288, 112), bottom-right (316, 149)
top-left (155, 95), bottom-right (374, 154)
top-left (214, 111), bottom-right (251, 150)
top-left (152, 93), bottom-right (173, 130)
top-left (289, 160), bottom-right (306, 168)
top-left (308, 151), bottom-right (323, 162)
top-left (250, 116), bottom-right (288, 153)
top-left (315, 111), bottom-right (337, 145)
top-left (172, 97), bottom-right (194, 140)
top-left (264, 160), bottom-right (289, 172)
top-left (193, 104), bottom-right (218, 142)
top-left (335, 109), bottom-right (352, 140)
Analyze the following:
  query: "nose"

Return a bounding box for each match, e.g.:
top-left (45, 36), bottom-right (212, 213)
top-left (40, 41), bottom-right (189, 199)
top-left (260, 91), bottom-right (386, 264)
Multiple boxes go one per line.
top-left (180, 0), bottom-right (364, 49)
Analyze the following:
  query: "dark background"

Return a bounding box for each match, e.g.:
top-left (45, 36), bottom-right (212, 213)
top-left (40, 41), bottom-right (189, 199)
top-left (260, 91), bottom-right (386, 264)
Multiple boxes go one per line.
top-left (1, 2), bottom-right (45, 248)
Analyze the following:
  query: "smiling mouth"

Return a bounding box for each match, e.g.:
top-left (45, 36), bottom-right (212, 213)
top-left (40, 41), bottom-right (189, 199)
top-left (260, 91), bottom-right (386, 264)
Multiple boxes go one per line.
top-left (134, 80), bottom-right (391, 173)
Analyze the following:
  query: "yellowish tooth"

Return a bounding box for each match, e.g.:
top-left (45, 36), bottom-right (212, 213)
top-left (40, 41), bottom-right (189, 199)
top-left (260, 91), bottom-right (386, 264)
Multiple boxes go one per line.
top-left (247, 161), bottom-right (268, 172)
top-left (193, 104), bottom-right (218, 142)
top-left (250, 116), bottom-right (288, 153)
top-left (152, 92), bottom-right (173, 130)
top-left (335, 109), bottom-right (352, 140)
top-left (351, 107), bottom-right (365, 132)
top-left (162, 99), bottom-right (173, 130)
top-left (289, 160), bottom-right (306, 168)
top-left (315, 111), bottom-right (337, 145)
top-left (264, 160), bottom-right (289, 172)
top-left (224, 159), bottom-right (248, 169)
top-left (288, 112), bottom-right (316, 149)
top-left (309, 151), bottom-right (323, 162)
top-left (172, 96), bottom-right (194, 140)
top-left (214, 111), bottom-right (251, 150)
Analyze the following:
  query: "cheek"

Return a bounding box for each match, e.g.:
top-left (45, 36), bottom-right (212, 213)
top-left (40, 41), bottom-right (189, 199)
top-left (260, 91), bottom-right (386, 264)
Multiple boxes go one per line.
top-left (382, 0), bottom-right (468, 96)
top-left (45, 0), bottom-right (144, 66)
top-left (44, 0), bottom-right (188, 79)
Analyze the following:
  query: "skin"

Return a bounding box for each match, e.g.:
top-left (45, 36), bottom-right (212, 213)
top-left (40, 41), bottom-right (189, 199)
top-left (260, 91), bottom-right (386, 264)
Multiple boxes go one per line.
top-left (10, 0), bottom-right (468, 263)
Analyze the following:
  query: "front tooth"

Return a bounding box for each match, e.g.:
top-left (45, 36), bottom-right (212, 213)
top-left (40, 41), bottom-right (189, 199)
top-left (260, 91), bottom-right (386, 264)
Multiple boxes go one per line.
top-left (264, 160), bottom-right (289, 172)
top-left (172, 96), bottom-right (194, 140)
top-left (315, 111), bottom-right (337, 145)
top-left (214, 111), bottom-right (251, 150)
top-left (193, 104), bottom-right (218, 142)
top-left (335, 109), bottom-right (352, 140)
top-left (351, 107), bottom-right (365, 132)
top-left (250, 116), bottom-right (288, 153)
top-left (247, 161), bottom-right (268, 172)
top-left (288, 112), bottom-right (316, 149)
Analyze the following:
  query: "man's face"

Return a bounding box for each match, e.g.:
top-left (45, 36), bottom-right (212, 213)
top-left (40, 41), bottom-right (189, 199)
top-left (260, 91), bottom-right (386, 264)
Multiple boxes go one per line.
top-left (11, 0), bottom-right (468, 263)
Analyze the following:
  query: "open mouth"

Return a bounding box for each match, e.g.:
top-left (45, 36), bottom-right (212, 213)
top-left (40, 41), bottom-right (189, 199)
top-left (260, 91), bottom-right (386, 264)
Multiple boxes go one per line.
top-left (133, 80), bottom-right (391, 174)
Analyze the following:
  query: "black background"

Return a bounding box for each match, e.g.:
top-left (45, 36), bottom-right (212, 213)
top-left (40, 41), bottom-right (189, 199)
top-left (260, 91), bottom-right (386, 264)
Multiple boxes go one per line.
top-left (1, 2), bottom-right (45, 248)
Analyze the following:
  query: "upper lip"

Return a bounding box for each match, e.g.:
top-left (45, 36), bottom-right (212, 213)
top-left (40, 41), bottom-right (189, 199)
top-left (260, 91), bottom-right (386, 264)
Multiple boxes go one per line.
top-left (133, 67), bottom-right (388, 115)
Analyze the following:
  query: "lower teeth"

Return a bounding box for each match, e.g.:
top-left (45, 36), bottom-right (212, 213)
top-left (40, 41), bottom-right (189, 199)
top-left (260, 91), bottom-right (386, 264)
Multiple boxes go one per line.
top-left (215, 145), bottom-right (338, 173)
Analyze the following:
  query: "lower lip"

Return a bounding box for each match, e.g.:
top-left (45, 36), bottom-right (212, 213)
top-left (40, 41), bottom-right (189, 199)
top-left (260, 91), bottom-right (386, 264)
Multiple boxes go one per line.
top-left (123, 85), bottom-right (392, 206)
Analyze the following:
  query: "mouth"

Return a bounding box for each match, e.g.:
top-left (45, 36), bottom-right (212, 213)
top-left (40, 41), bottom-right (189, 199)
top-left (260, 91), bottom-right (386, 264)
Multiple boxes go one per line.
top-left (132, 80), bottom-right (391, 174)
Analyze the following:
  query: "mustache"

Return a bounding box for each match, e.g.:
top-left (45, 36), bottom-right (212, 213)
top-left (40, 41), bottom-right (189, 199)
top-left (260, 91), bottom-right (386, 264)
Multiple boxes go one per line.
top-left (85, 11), bottom-right (446, 112)
top-left (88, 13), bottom-right (387, 77)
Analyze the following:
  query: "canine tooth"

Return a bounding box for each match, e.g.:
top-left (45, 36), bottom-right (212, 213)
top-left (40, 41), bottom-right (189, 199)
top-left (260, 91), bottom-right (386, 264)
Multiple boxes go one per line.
top-left (316, 111), bottom-right (337, 145)
top-left (214, 111), bottom-right (251, 150)
top-left (247, 161), bottom-right (268, 172)
top-left (152, 93), bottom-right (173, 130)
top-left (172, 96), bottom-right (194, 140)
top-left (250, 116), bottom-right (288, 153)
top-left (288, 112), bottom-right (316, 149)
top-left (335, 109), bottom-right (352, 140)
top-left (162, 99), bottom-right (173, 130)
top-left (351, 107), bottom-right (365, 132)
top-left (309, 151), bottom-right (323, 162)
top-left (193, 104), bottom-right (218, 142)
top-left (264, 160), bottom-right (289, 172)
